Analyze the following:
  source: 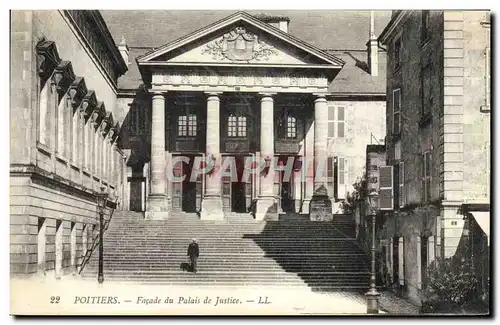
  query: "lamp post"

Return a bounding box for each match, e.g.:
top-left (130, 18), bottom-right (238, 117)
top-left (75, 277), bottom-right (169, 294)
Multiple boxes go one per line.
top-left (366, 189), bottom-right (380, 314)
top-left (96, 186), bottom-right (108, 284)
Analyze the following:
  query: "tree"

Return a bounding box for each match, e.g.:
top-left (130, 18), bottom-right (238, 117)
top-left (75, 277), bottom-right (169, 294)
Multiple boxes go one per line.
top-left (341, 174), bottom-right (368, 214)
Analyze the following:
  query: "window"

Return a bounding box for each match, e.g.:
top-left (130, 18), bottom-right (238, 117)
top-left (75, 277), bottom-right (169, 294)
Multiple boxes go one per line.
top-left (228, 114), bottom-right (246, 138)
top-left (394, 37), bottom-right (402, 70)
top-left (421, 151), bottom-right (431, 202)
top-left (421, 64), bottom-right (433, 119)
top-left (393, 89), bottom-right (401, 135)
top-left (286, 116), bottom-right (297, 139)
top-left (328, 106), bottom-right (346, 138)
top-left (335, 157), bottom-right (348, 200)
top-left (327, 156), bottom-right (334, 197)
top-left (393, 163), bottom-right (400, 209)
top-left (421, 10), bottom-right (430, 44)
top-left (399, 161), bottom-right (405, 207)
top-left (178, 114), bottom-right (197, 137)
top-left (420, 235), bottom-right (429, 288)
top-left (392, 237), bottom-right (399, 284)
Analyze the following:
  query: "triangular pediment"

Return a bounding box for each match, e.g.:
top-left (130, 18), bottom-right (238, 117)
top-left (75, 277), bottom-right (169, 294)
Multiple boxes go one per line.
top-left (137, 11), bottom-right (344, 68)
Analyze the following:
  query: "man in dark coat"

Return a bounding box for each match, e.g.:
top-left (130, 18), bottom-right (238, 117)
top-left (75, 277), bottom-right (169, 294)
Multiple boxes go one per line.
top-left (187, 238), bottom-right (199, 273)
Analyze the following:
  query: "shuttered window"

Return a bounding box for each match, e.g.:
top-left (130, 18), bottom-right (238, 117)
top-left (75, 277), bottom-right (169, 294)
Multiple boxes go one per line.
top-left (328, 106), bottom-right (346, 138)
top-left (379, 166), bottom-right (393, 210)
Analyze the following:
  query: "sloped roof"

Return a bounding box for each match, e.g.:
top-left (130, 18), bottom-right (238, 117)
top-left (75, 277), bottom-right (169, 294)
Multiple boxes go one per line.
top-left (102, 10), bottom-right (391, 95)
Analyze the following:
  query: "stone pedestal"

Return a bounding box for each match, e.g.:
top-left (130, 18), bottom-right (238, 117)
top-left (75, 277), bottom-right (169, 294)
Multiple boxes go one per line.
top-left (201, 195), bottom-right (224, 220)
top-left (145, 194), bottom-right (170, 220)
top-left (309, 185), bottom-right (332, 221)
top-left (255, 196), bottom-right (278, 221)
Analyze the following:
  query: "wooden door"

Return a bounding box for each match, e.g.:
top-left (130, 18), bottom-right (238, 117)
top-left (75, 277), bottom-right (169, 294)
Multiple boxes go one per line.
top-left (195, 154), bottom-right (204, 212)
top-left (221, 156), bottom-right (231, 212)
top-left (171, 158), bottom-right (183, 212)
top-left (274, 156), bottom-right (281, 212)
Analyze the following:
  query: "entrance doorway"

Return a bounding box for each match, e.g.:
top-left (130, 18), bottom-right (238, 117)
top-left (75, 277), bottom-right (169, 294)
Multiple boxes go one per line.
top-left (171, 155), bottom-right (203, 213)
top-left (221, 155), bottom-right (253, 213)
top-left (276, 155), bottom-right (296, 213)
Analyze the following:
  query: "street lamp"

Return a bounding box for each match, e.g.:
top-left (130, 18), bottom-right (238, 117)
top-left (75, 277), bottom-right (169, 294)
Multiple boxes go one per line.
top-left (96, 186), bottom-right (108, 284)
top-left (366, 188), bottom-right (380, 314)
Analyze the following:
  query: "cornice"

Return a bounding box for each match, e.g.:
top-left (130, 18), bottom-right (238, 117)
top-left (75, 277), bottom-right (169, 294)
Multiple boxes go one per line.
top-left (378, 11), bottom-right (412, 45)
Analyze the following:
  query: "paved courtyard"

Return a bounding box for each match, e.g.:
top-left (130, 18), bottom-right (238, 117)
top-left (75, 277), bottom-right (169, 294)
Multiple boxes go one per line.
top-left (10, 275), bottom-right (420, 316)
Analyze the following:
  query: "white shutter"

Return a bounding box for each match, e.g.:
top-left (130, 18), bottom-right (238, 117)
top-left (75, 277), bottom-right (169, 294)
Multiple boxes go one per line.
top-left (337, 157), bottom-right (346, 200)
top-left (428, 235), bottom-right (435, 266)
top-left (398, 237), bottom-right (405, 285)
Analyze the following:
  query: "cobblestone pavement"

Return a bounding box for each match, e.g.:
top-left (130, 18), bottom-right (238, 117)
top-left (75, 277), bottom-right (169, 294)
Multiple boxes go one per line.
top-left (378, 291), bottom-right (421, 315)
top-left (316, 290), bottom-right (420, 315)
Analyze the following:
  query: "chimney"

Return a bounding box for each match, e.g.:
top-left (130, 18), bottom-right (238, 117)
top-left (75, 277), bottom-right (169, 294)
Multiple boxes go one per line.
top-left (118, 36), bottom-right (130, 66)
top-left (367, 11), bottom-right (379, 76)
top-left (254, 13), bottom-right (290, 33)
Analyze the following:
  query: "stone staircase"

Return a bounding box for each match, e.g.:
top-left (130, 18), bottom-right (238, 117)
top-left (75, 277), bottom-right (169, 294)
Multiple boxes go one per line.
top-left (81, 211), bottom-right (370, 291)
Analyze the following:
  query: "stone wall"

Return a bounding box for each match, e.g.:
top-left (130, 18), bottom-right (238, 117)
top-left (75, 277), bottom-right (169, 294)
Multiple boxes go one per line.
top-left (10, 10), bottom-right (124, 277)
top-left (328, 99), bottom-right (386, 212)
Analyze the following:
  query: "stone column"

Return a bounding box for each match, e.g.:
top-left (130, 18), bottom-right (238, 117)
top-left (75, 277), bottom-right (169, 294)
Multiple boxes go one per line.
top-left (309, 94), bottom-right (331, 220)
top-left (145, 92), bottom-right (169, 220)
top-left (256, 93), bottom-right (278, 221)
top-left (201, 92), bottom-right (224, 220)
top-left (301, 114), bottom-right (315, 212)
top-left (313, 94), bottom-right (328, 190)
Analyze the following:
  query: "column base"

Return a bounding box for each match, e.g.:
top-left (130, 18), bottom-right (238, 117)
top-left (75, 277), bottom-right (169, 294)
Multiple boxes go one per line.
top-left (145, 194), bottom-right (170, 220)
top-left (200, 196), bottom-right (224, 220)
top-left (301, 198), bottom-right (311, 214)
top-left (255, 196), bottom-right (278, 221)
top-left (309, 185), bottom-right (332, 221)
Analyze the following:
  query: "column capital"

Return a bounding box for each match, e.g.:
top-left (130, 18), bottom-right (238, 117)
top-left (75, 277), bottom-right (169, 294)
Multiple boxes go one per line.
top-left (313, 93), bottom-right (328, 102)
top-left (205, 92), bottom-right (222, 101)
top-left (259, 92), bottom-right (277, 102)
top-left (150, 90), bottom-right (167, 99)
top-left (205, 91), bottom-right (223, 96)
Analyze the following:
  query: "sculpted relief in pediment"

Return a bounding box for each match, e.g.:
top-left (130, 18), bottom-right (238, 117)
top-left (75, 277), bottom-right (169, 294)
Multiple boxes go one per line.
top-left (201, 26), bottom-right (278, 62)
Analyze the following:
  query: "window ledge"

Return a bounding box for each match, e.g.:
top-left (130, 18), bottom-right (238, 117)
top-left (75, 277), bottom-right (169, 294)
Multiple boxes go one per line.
top-left (56, 155), bottom-right (69, 165)
top-left (36, 142), bottom-right (52, 157)
top-left (70, 163), bottom-right (80, 172)
top-left (82, 169), bottom-right (91, 177)
top-left (419, 114), bottom-right (432, 128)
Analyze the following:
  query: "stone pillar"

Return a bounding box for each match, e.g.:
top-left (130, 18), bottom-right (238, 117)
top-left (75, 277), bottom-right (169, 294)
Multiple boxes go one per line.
top-left (256, 93), bottom-right (278, 221)
top-left (145, 92), bottom-right (169, 220)
top-left (201, 92), bottom-right (224, 220)
top-left (301, 114), bottom-right (315, 213)
top-left (309, 94), bottom-right (331, 220)
top-left (313, 94), bottom-right (328, 191)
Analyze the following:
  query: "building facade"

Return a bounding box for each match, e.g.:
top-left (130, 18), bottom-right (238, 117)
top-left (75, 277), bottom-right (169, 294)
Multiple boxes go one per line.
top-left (107, 10), bottom-right (388, 219)
top-left (10, 9), bottom-right (390, 277)
top-left (377, 10), bottom-right (491, 304)
top-left (10, 10), bottom-right (128, 276)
